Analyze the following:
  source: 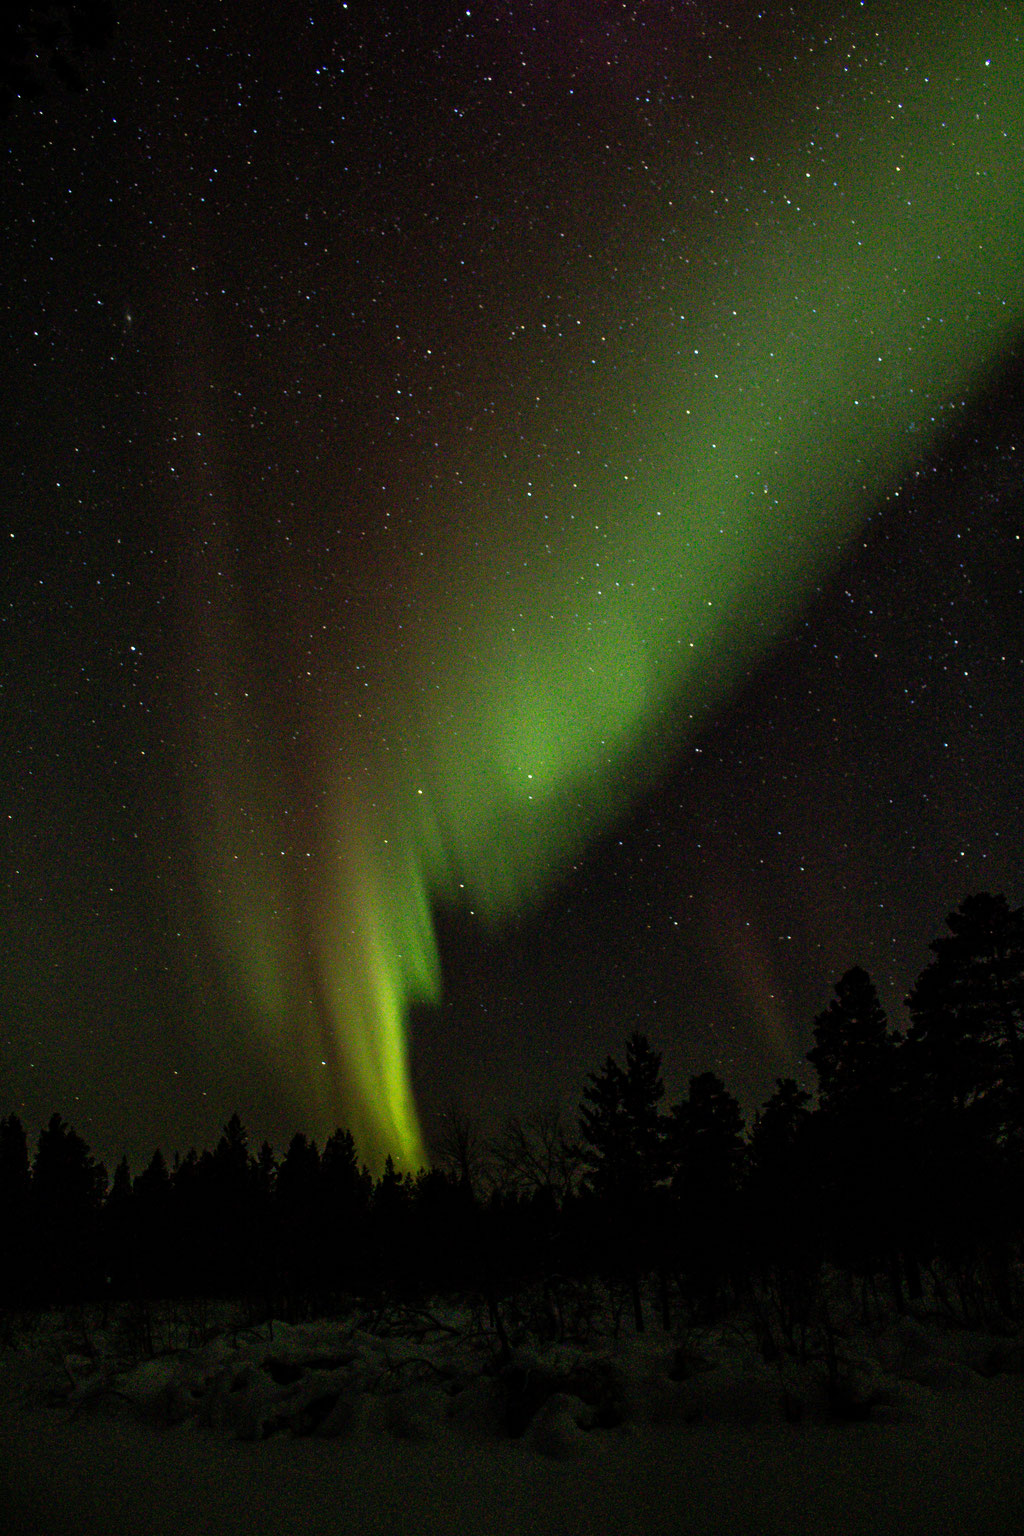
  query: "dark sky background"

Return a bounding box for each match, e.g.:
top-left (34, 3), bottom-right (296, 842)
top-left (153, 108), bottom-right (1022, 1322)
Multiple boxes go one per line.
top-left (2, 0), bottom-right (1023, 1172)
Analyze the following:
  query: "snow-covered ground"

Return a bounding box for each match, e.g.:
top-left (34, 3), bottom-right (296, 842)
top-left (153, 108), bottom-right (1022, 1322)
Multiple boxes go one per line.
top-left (2, 1301), bottom-right (1023, 1535)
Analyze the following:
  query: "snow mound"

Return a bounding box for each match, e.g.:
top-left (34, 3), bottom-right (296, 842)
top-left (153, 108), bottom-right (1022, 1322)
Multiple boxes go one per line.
top-left (4, 1302), bottom-right (1022, 1465)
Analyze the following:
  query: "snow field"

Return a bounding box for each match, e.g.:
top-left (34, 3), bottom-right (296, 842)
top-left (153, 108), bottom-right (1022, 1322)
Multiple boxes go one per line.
top-left (2, 1303), bottom-right (1024, 1534)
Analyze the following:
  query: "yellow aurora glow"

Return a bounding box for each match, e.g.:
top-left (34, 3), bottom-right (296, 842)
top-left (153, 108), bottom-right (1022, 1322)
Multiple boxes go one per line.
top-left (179, 6), bottom-right (1024, 1169)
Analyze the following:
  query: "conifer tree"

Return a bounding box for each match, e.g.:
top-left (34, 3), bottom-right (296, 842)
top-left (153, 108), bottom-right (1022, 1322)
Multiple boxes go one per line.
top-left (807, 966), bottom-right (895, 1115)
top-left (906, 892), bottom-right (1024, 1131)
top-left (133, 1149), bottom-right (173, 1296)
top-left (668, 1072), bottom-right (746, 1199)
top-left (748, 1078), bottom-right (812, 1169)
top-left (746, 1078), bottom-right (817, 1268)
top-left (806, 970), bottom-right (916, 1308)
top-left (578, 1032), bottom-right (667, 1331)
top-left (31, 1114), bottom-right (107, 1301)
top-left (103, 1154), bottom-right (134, 1298)
top-left (667, 1072), bottom-right (745, 1317)
top-left (579, 1031), bottom-right (667, 1199)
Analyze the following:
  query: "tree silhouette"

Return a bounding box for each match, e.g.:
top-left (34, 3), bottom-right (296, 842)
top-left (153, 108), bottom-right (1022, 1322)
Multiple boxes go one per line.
top-left (31, 1113), bottom-right (107, 1302)
top-left (667, 1072), bottom-right (745, 1318)
top-left (102, 1153), bottom-right (133, 1298)
top-left (370, 1154), bottom-right (413, 1295)
top-left (168, 1147), bottom-right (202, 1295)
top-left (320, 1127), bottom-right (371, 1294)
top-left (579, 1032), bottom-right (667, 1331)
top-left (668, 1072), bottom-right (746, 1195)
top-left (897, 894), bottom-right (1024, 1310)
top-left (321, 1126), bottom-right (366, 1201)
top-left (432, 1101), bottom-right (486, 1196)
top-left (907, 892), bottom-right (1024, 1133)
top-left (6, 889), bottom-right (1024, 1325)
top-left (746, 1078), bottom-right (817, 1271)
top-left (181, 1114), bottom-right (259, 1298)
top-left (275, 1133), bottom-right (323, 1315)
top-left (579, 1031), bottom-right (667, 1199)
top-left (133, 1148), bottom-right (173, 1297)
top-left (491, 1108), bottom-right (581, 1204)
top-left (748, 1078), bottom-right (812, 1170)
top-left (807, 966), bottom-right (895, 1115)
top-left (806, 970), bottom-right (917, 1309)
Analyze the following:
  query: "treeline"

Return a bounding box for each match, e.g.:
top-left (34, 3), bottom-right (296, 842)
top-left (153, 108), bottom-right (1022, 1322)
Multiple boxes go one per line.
top-left (2, 890), bottom-right (1023, 1335)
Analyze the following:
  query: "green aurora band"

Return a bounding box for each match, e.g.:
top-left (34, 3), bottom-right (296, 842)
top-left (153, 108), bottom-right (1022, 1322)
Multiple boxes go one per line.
top-left (189, 8), bottom-right (1024, 1169)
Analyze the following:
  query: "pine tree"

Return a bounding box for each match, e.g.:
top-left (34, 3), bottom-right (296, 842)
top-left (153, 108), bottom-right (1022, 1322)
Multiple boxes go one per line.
top-left (322, 1127), bottom-right (362, 1200)
top-left (746, 1078), bottom-right (817, 1269)
top-left (103, 1154), bottom-right (134, 1298)
top-left (906, 892), bottom-right (1024, 1131)
top-left (214, 1111), bottom-right (251, 1180)
top-left (321, 1127), bottom-right (371, 1291)
top-left (200, 1115), bottom-right (257, 1296)
top-left (32, 1114), bottom-right (107, 1301)
top-left (578, 1033), bottom-right (667, 1331)
top-left (275, 1134), bottom-right (323, 1313)
top-left (806, 970), bottom-right (915, 1309)
top-left (807, 966), bottom-right (895, 1115)
top-left (579, 1031), bottom-right (667, 1199)
top-left (667, 1072), bottom-right (745, 1317)
top-left (133, 1149), bottom-right (173, 1297)
top-left (748, 1078), bottom-right (812, 1169)
top-left (668, 1071), bottom-right (746, 1201)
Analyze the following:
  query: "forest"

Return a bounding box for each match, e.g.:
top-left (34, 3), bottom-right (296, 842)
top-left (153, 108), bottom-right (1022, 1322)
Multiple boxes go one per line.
top-left (2, 890), bottom-right (1023, 1373)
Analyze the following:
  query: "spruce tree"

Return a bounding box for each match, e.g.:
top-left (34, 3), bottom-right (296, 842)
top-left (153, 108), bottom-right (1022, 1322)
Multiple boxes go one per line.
top-left (32, 1114), bottom-right (107, 1302)
top-left (806, 970), bottom-right (914, 1308)
top-left (667, 1072), bottom-right (745, 1317)
top-left (907, 892), bottom-right (1024, 1131)
top-left (578, 1032), bottom-right (667, 1330)
top-left (579, 1031), bottom-right (667, 1199)
top-left (807, 966), bottom-right (895, 1115)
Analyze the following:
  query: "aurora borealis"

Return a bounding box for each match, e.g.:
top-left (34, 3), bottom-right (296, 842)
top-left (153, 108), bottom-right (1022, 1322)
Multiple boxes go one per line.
top-left (3, 2), bottom-right (1024, 1171)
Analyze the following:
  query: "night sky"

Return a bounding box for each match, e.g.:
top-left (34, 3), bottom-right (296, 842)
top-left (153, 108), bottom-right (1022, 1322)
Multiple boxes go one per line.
top-left (2, 1), bottom-right (1023, 1173)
